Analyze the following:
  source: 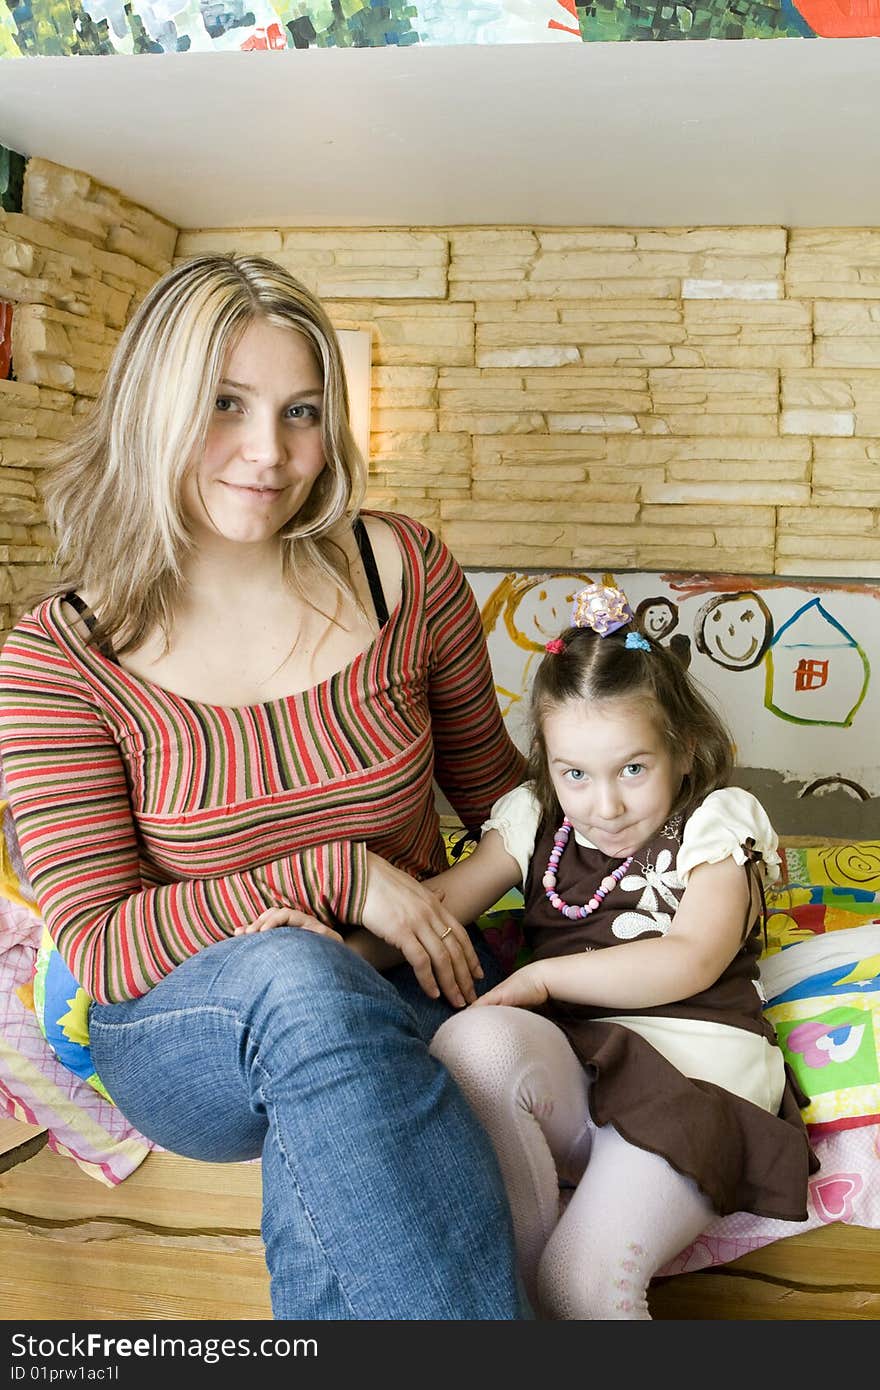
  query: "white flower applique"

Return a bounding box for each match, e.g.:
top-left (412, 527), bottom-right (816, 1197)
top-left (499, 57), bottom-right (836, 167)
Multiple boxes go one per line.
top-left (611, 849), bottom-right (686, 941)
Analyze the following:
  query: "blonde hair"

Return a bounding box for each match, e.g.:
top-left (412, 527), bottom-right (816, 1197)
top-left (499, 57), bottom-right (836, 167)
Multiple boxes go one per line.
top-left (40, 253), bottom-right (366, 654)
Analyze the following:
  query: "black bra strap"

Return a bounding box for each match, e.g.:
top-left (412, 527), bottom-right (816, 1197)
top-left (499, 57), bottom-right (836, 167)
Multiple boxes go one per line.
top-left (64, 592), bottom-right (119, 663)
top-left (65, 592), bottom-right (95, 630)
top-left (353, 517), bottom-right (389, 628)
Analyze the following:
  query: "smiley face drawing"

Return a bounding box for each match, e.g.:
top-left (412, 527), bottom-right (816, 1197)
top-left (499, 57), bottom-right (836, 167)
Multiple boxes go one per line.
top-left (635, 597), bottom-right (678, 642)
top-left (695, 591), bottom-right (773, 671)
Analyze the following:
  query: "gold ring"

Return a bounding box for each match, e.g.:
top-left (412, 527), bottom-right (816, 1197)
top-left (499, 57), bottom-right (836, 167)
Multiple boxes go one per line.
top-left (439, 926), bottom-right (454, 941)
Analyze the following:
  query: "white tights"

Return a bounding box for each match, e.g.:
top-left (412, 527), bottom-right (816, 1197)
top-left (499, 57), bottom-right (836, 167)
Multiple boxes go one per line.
top-left (430, 1006), bottom-right (714, 1319)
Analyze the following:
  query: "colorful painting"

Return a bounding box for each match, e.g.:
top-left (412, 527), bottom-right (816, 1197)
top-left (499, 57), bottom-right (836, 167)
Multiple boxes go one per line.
top-left (467, 568), bottom-right (880, 805)
top-left (6, 0), bottom-right (877, 58)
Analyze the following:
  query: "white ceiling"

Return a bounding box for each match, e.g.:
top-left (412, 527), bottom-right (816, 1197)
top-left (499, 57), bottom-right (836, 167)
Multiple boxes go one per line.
top-left (1, 38), bottom-right (880, 230)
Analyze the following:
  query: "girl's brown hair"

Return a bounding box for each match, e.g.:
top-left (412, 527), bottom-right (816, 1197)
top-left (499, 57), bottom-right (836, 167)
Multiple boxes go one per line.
top-left (527, 622), bottom-right (734, 825)
top-left (39, 253), bottom-right (365, 655)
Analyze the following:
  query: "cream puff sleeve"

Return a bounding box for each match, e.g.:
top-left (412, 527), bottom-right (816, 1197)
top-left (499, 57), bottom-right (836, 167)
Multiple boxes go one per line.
top-left (677, 786), bottom-right (782, 886)
top-left (481, 783), bottom-right (543, 885)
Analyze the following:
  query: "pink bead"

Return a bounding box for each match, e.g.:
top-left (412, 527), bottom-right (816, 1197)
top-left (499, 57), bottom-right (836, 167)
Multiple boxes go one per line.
top-left (600, 875), bottom-right (618, 893)
top-left (563, 905), bottom-right (580, 919)
top-left (542, 873), bottom-right (555, 889)
top-left (588, 897), bottom-right (600, 909)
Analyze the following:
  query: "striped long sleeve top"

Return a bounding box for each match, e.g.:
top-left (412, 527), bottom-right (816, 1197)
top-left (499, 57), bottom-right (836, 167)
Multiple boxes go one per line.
top-left (0, 512), bottom-right (526, 1004)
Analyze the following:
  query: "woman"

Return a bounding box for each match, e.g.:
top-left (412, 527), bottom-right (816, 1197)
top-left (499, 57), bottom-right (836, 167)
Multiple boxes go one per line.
top-left (0, 254), bottom-right (528, 1319)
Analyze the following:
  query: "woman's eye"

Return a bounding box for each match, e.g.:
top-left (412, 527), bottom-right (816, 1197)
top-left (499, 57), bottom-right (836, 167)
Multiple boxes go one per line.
top-left (214, 396), bottom-right (239, 414)
top-left (622, 763), bottom-right (645, 778)
top-left (564, 769), bottom-right (586, 783)
top-left (286, 403), bottom-right (320, 423)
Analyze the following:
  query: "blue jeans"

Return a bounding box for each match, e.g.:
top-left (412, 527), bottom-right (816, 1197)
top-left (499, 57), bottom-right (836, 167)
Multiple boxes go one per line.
top-left (89, 929), bottom-right (528, 1320)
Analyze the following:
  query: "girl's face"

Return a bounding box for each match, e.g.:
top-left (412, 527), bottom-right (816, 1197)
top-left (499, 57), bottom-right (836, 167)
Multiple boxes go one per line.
top-left (183, 319), bottom-right (327, 548)
top-left (543, 696), bottom-right (688, 859)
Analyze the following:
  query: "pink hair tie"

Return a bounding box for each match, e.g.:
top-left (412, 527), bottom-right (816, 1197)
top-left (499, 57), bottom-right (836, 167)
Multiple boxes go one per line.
top-left (545, 638), bottom-right (566, 655)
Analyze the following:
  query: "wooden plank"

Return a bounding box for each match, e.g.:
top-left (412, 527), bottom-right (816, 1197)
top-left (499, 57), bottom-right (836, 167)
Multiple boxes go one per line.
top-left (0, 1118), bottom-right (48, 1174)
top-left (0, 1146), bottom-right (263, 1228)
top-left (0, 1228), bottom-right (272, 1320)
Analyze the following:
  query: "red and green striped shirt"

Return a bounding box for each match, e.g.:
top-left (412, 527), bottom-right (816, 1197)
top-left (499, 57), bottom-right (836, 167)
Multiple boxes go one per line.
top-left (0, 512), bottom-right (525, 1004)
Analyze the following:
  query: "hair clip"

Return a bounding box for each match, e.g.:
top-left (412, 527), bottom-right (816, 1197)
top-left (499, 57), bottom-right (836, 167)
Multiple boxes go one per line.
top-left (571, 582), bottom-right (633, 637)
top-left (625, 632), bottom-right (651, 652)
top-left (544, 637), bottom-right (566, 655)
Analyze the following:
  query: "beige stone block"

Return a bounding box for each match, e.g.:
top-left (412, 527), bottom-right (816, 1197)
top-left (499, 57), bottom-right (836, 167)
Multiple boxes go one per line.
top-left (97, 196), bottom-right (177, 265)
top-left (776, 533), bottom-right (880, 560)
top-left (440, 385), bottom-right (649, 413)
top-left (0, 266), bottom-right (51, 304)
top-left (681, 346), bottom-right (811, 369)
top-left (814, 340), bottom-right (880, 368)
top-left (669, 460), bottom-right (809, 484)
top-left (641, 502), bottom-right (775, 526)
top-left (370, 408), bottom-right (437, 433)
top-left (772, 505), bottom-right (873, 530)
top-left (371, 451), bottom-right (469, 478)
top-left (85, 280), bottom-right (132, 331)
top-left (5, 545), bottom-right (53, 562)
top-left (103, 228), bottom-right (170, 276)
top-left (471, 479), bottom-right (629, 502)
top-left (781, 409), bottom-right (854, 436)
top-left (682, 280), bottom-right (781, 300)
top-left (475, 301), bottom-right (560, 323)
top-left (442, 519), bottom-right (578, 550)
top-left (649, 414), bottom-right (777, 437)
top-left (775, 557), bottom-right (880, 578)
top-left (813, 438), bottom-right (880, 467)
top-left (451, 230), bottom-right (540, 253)
top-left (683, 299), bottom-right (811, 338)
top-left (536, 231), bottom-right (637, 251)
top-left (363, 489), bottom-right (440, 528)
top-left (0, 440), bottom-right (57, 467)
top-left (780, 372), bottom-right (880, 409)
top-left (450, 255), bottom-right (535, 281)
top-left (176, 229), bottom-right (284, 258)
top-left (438, 412), bottom-right (547, 435)
top-left (636, 229), bottom-right (787, 254)
top-left (787, 230), bottom-right (880, 298)
top-left (90, 247), bottom-right (159, 294)
top-left (440, 499), bottom-right (638, 525)
top-left (373, 367), bottom-right (437, 389)
top-left (559, 302), bottom-right (683, 327)
top-left (854, 410), bottom-right (880, 437)
top-left (373, 380), bottom-right (436, 409)
top-left (649, 367), bottom-right (778, 396)
top-left (814, 300), bottom-right (880, 336)
top-left (450, 278), bottom-right (681, 302)
top-left (0, 495), bottom-right (43, 523)
top-left (643, 481), bottom-right (808, 505)
top-left (0, 380), bottom-right (41, 406)
top-left (629, 545), bottom-right (774, 571)
top-left (451, 542), bottom-right (583, 567)
top-left (1, 211), bottom-right (94, 263)
top-left (607, 435), bottom-right (810, 466)
top-left (477, 346), bottom-right (581, 368)
top-left (580, 346), bottom-right (698, 368)
top-left (813, 489), bottom-right (880, 508)
top-left (0, 233), bottom-right (35, 275)
top-left (546, 413), bottom-right (640, 433)
top-left (285, 259), bottom-right (447, 301)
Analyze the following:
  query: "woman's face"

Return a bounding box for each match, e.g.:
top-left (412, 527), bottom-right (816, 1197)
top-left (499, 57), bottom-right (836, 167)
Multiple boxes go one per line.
top-left (183, 318), bottom-right (327, 547)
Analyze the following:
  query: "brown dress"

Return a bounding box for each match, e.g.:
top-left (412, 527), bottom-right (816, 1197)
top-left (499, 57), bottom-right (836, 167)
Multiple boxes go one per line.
top-left (523, 812), bottom-right (819, 1220)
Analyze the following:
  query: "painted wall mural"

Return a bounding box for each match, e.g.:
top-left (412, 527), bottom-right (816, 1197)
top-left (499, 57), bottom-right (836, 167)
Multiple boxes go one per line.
top-left (3, 0), bottom-right (880, 58)
top-left (465, 569), bottom-right (879, 828)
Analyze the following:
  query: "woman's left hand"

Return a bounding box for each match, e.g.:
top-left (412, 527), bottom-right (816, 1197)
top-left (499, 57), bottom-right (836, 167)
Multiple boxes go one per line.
top-left (234, 906), bottom-right (344, 940)
top-left (471, 962), bottom-right (548, 1010)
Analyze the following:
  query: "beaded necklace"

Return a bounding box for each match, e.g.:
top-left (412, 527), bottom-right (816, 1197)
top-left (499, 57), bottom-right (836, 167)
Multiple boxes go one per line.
top-left (542, 817), bottom-right (633, 920)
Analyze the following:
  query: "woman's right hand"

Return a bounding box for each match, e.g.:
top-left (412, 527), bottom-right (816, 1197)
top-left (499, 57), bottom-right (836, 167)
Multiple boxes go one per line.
top-left (361, 851), bottom-right (484, 1008)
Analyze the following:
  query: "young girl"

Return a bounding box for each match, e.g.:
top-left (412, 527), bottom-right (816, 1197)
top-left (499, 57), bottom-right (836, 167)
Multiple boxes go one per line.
top-left (422, 581), bottom-right (819, 1320)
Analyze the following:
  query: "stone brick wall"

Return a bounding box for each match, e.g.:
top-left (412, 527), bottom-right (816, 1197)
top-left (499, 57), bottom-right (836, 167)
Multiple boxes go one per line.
top-left (4, 176), bottom-right (880, 647)
top-left (0, 159), bottom-right (177, 639)
top-left (173, 226), bottom-right (880, 577)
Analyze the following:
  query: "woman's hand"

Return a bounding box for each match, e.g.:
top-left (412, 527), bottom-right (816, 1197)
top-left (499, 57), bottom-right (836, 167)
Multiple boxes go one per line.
top-left (234, 907), bottom-right (344, 941)
top-left (361, 851), bottom-right (484, 1008)
top-left (471, 962), bottom-right (548, 1010)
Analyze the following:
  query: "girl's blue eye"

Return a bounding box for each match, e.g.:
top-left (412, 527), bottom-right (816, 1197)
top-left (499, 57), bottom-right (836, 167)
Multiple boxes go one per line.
top-left (565, 769), bottom-right (586, 782)
top-left (622, 763), bottom-right (645, 778)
